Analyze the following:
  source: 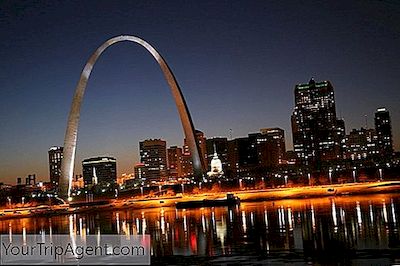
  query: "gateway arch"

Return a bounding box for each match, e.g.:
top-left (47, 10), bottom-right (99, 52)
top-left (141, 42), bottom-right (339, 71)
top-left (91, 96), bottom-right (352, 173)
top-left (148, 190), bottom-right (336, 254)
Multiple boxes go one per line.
top-left (59, 35), bottom-right (204, 199)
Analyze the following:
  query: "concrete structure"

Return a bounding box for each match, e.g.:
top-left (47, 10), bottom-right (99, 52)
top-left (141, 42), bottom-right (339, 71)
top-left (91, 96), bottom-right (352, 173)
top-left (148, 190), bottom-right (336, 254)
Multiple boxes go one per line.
top-left (60, 35), bottom-right (203, 199)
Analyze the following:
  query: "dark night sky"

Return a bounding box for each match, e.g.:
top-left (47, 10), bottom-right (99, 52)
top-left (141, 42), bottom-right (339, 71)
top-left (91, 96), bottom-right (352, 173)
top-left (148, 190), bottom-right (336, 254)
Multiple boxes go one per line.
top-left (0, 0), bottom-right (399, 184)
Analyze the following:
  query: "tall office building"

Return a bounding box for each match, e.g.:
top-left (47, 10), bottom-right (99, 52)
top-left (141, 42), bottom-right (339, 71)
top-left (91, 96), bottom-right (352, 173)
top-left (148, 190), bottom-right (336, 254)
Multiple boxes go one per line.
top-left (181, 153), bottom-right (194, 178)
top-left (167, 146), bottom-right (184, 178)
top-left (139, 139), bottom-right (167, 182)
top-left (82, 156), bottom-right (117, 186)
top-left (291, 78), bottom-right (341, 167)
top-left (336, 119), bottom-right (347, 158)
top-left (374, 107), bottom-right (393, 157)
top-left (226, 129), bottom-right (286, 177)
top-left (48, 146), bottom-right (63, 185)
top-left (227, 137), bottom-right (258, 178)
top-left (258, 128), bottom-right (286, 168)
top-left (195, 130), bottom-right (207, 171)
top-left (183, 130), bottom-right (207, 172)
top-left (181, 140), bottom-right (193, 178)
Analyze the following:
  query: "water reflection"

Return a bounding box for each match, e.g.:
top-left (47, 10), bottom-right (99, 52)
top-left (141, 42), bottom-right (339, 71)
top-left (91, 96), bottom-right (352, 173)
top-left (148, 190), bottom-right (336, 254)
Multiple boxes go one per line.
top-left (1, 194), bottom-right (400, 262)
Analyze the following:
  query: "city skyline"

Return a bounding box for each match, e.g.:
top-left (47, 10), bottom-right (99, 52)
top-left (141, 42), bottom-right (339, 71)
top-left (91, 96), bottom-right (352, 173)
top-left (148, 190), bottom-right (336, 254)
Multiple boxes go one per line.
top-left (1, 1), bottom-right (400, 183)
top-left (5, 102), bottom-right (397, 186)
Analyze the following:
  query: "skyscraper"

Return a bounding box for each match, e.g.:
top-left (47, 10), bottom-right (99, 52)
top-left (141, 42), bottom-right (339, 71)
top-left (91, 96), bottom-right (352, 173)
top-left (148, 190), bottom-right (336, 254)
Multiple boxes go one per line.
top-left (195, 130), bottom-right (208, 171)
top-left (82, 156), bottom-right (117, 186)
top-left (139, 139), bottom-right (167, 182)
top-left (183, 130), bottom-right (207, 172)
top-left (291, 78), bottom-right (341, 167)
top-left (336, 119), bottom-right (347, 159)
top-left (167, 146), bottom-right (184, 178)
top-left (258, 128), bottom-right (286, 168)
top-left (48, 146), bottom-right (63, 185)
top-left (181, 153), bottom-right (194, 178)
top-left (374, 107), bottom-right (393, 157)
top-left (227, 137), bottom-right (258, 178)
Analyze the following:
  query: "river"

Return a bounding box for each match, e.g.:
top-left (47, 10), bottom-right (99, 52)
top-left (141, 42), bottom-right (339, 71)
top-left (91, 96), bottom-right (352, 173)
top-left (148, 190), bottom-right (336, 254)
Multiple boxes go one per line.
top-left (1, 193), bottom-right (400, 265)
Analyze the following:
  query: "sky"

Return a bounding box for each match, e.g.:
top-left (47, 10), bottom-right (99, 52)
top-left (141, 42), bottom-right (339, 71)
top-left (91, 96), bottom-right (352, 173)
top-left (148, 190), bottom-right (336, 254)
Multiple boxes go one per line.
top-left (0, 0), bottom-right (399, 184)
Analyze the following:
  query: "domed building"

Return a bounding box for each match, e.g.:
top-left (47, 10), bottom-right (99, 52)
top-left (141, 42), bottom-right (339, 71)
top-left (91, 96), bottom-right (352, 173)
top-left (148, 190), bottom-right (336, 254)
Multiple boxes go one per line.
top-left (207, 144), bottom-right (224, 177)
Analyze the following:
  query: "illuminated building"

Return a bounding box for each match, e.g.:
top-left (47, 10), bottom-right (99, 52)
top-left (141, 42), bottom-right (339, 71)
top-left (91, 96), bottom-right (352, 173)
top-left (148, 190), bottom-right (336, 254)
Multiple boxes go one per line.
top-left (183, 130), bottom-right (207, 172)
top-left (48, 146), bottom-right (63, 185)
top-left (291, 78), bottom-right (342, 167)
top-left (258, 128), bottom-right (286, 167)
top-left (182, 138), bottom-right (193, 177)
top-left (182, 129), bottom-right (208, 177)
top-left (195, 130), bottom-right (208, 171)
top-left (72, 174), bottom-right (84, 189)
top-left (181, 153), bottom-right (193, 178)
top-left (336, 119), bottom-right (347, 158)
top-left (167, 146), bottom-right (184, 178)
top-left (207, 143), bottom-right (224, 177)
top-left (374, 107), bottom-right (393, 157)
top-left (134, 163), bottom-right (146, 181)
top-left (206, 137), bottom-right (228, 172)
top-left (25, 174), bottom-right (36, 186)
top-left (345, 128), bottom-right (379, 161)
top-left (227, 137), bottom-right (257, 178)
top-left (139, 139), bottom-right (167, 182)
top-left (82, 156), bottom-right (117, 186)
top-left (117, 173), bottom-right (134, 186)
top-left (226, 129), bottom-right (287, 178)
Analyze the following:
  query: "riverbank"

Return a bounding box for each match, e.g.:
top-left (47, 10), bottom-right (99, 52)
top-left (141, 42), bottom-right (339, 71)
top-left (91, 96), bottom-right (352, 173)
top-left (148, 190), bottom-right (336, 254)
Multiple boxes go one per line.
top-left (1, 180), bottom-right (400, 220)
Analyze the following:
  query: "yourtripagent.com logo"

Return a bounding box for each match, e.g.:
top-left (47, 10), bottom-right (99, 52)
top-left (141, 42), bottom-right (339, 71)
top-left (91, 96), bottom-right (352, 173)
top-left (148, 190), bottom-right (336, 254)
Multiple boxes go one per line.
top-left (0, 235), bottom-right (150, 265)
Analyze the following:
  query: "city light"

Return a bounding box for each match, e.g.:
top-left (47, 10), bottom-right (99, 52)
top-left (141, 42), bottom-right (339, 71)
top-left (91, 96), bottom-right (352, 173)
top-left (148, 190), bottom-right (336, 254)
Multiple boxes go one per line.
top-left (0, 3), bottom-right (399, 264)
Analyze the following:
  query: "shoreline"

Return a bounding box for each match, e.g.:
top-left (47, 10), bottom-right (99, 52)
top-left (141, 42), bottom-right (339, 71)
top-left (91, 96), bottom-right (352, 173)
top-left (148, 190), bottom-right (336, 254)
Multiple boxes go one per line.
top-left (1, 180), bottom-right (400, 220)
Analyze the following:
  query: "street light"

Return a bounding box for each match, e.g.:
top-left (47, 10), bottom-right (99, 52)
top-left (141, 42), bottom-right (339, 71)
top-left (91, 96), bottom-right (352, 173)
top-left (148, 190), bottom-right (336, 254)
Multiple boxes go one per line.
top-left (21, 197), bottom-right (25, 205)
top-left (352, 167), bottom-right (357, 183)
top-left (181, 183), bottom-right (184, 195)
top-left (329, 168), bottom-right (333, 184)
top-left (379, 168), bottom-right (383, 181)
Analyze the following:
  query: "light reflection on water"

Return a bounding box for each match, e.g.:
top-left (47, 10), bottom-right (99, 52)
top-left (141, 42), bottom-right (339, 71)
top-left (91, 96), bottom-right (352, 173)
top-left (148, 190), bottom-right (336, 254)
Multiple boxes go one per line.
top-left (1, 194), bottom-right (400, 263)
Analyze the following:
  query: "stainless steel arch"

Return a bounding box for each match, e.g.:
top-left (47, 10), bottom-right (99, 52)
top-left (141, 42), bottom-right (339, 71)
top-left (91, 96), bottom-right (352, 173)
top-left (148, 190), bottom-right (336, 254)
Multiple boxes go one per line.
top-left (59, 35), bottom-right (203, 199)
